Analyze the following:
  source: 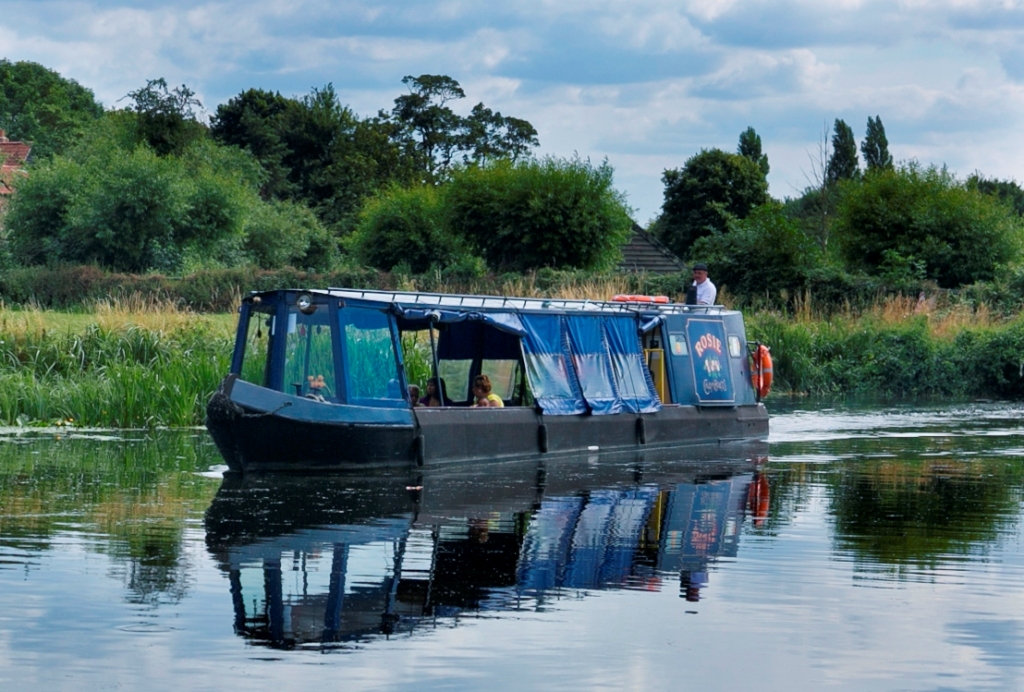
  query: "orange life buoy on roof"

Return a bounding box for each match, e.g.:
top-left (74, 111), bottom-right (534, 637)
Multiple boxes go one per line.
top-left (750, 344), bottom-right (773, 399)
top-left (611, 294), bottom-right (671, 304)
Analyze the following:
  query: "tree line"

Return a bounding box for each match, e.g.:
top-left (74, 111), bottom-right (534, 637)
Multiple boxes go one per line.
top-left (2, 58), bottom-right (1023, 305)
top-left (0, 61), bottom-right (629, 276)
top-left (654, 117), bottom-right (1024, 300)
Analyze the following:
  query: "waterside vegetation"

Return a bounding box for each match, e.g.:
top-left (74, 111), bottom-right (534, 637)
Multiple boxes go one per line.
top-left (3, 286), bottom-right (1024, 428)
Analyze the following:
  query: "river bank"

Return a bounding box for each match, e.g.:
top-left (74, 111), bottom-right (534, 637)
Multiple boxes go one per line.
top-left (1, 293), bottom-right (1021, 427)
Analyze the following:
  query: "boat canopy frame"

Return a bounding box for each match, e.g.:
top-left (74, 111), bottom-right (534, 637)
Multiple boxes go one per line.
top-left (232, 288), bottom-right (753, 415)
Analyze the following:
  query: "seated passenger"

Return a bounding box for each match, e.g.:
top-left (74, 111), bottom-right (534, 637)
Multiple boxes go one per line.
top-left (419, 377), bottom-right (454, 407)
top-left (408, 384), bottom-right (420, 406)
top-left (472, 374), bottom-right (504, 408)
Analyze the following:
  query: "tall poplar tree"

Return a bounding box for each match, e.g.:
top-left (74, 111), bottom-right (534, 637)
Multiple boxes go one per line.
top-left (737, 126), bottom-right (770, 178)
top-left (861, 115), bottom-right (893, 173)
top-left (825, 119), bottom-right (859, 185)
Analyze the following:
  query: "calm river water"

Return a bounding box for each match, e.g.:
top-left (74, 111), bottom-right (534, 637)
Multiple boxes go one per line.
top-left (2, 402), bottom-right (1024, 691)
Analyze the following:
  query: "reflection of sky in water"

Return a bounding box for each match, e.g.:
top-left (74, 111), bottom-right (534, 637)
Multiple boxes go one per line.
top-left (2, 410), bottom-right (1024, 689)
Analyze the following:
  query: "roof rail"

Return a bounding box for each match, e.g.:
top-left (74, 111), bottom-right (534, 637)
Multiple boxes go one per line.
top-left (322, 287), bottom-right (726, 315)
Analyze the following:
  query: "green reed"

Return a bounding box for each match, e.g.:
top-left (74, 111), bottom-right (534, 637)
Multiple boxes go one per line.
top-left (748, 312), bottom-right (1024, 399)
top-left (0, 321), bottom-right (233, 427)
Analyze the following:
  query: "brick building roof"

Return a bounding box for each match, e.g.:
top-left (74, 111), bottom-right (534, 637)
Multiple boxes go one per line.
top-left (0, 129), bottom-right (32, 196)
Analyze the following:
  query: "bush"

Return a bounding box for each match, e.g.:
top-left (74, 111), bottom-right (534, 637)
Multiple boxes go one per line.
top-left (836, 164), bottom-right (1024, 287)
top-left (689, 203), bottom-right (820, 297)
top-left (446, 157), bottom-right (634, 272)
top-left (348, 184), bottom-right (470, 273)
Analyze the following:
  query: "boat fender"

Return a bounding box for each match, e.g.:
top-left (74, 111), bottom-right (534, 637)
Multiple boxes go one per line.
top-left (414, 434), bottom-right (425, 466)
top-left (636, 416), bottom-right (647, 445)
top-left (750, 344), bottom-right (774, 400)
top-left (538, 423), bottom-right (549, 453)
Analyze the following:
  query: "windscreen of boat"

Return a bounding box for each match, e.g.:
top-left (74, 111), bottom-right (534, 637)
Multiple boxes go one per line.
top-left (339, 306), bottom-right (405, 408)
top-left (284, 306), bottom-right (337, 400)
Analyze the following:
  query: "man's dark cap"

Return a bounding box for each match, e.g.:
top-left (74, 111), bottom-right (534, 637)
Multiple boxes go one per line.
top-left (692, 262), bottom-right (708, 271)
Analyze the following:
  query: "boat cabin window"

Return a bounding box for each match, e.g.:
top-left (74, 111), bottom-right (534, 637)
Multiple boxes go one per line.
top-left (284, 306), bottom-right (336, 400)
top-left (340, 307), bottom-right (404, 407)
top-left (239, 306), bottom-right (275, 387)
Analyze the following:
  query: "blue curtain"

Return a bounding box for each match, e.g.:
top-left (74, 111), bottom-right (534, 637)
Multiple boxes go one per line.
top-left (564, 316), bottom-right (621, 415)
top-left (518, 314), bottom-right (587, 415)
top-left (603, 316), bottom-right (661, 413)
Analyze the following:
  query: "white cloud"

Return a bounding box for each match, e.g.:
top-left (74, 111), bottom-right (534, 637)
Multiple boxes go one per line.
top-left (2, 0), bottom-right (1024, 219)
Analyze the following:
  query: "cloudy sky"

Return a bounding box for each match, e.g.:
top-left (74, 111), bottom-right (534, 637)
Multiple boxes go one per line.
top-left (3, 0), bottom-right (1024, 222)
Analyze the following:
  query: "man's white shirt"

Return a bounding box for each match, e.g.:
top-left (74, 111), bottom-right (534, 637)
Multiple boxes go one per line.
top-left (695, 279), bottom-right (717, 305)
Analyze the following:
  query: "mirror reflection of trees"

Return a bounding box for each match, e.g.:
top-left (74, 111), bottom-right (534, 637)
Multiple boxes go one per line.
top-left (0, 432), bottom-right (221, 604)
top-left (826, 457), bottom-right (1023, 575)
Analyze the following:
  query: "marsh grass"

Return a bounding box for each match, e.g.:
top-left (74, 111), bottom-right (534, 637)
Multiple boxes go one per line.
top-left (0, 299), bottom-right (237, 427)
top-left (4, 281), bottom-right (1024, 428)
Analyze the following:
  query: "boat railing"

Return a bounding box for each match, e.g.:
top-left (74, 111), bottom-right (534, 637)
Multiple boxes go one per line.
top-left (323, 287), bottom-right (726, 315)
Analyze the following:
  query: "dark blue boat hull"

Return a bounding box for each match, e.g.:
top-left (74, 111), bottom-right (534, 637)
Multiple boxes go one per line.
top-left (207, 375), bottom-right (768, 473)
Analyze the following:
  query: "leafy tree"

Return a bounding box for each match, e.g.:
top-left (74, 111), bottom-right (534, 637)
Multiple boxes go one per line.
top-left (209, 88), bottom-right (299, 199)
top-left (445, 157), bottom-right (633, 272)
top-left (825, 119), bottom-right (859, 185)
top-left (861, 115), bottom-right (893, 173)
top-left (348, 184), bottom-right (468, 273)
top-left (689, 203), bottom-right (820, 297)
top-left (5, 116), bottom-right (313, 272)
top-left (836, 164), bottom-right (1023, 287)
top-left (737, 126), bottom-right (769, 178)
top-left (389, 74), bottom-right (538, 181)
top-left (211, 85), bottom-right (413, 232)
top-left (656, 148), bottom-right (769, 258)
top-left (125, 78), bottom-right (206, 156)
top-left (0, 59), bottom-right (104, 158)
top-left (968, 174), bottom-right (1024, 216)
top-left (243, 199), bottom-right (337, 271)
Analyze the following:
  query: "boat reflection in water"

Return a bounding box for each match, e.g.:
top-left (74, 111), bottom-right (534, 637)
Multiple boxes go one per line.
top-left (204, 445), bottom-right (769, 650)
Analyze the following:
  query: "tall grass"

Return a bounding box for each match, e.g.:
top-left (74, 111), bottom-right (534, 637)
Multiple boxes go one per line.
top-left (749, 293), bottom-right (1024, 398)
top-left (0, 299), bottom-right (236, 427)
top-left (4, 284), bottom-right (1024, 428)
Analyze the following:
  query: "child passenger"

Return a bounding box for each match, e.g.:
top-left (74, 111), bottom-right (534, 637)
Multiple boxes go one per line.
top-left (471, 375), bottom-right (504, 408)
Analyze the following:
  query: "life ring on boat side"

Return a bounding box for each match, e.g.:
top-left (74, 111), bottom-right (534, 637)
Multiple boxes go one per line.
top-left (750, 344), bottom-right (773, 399)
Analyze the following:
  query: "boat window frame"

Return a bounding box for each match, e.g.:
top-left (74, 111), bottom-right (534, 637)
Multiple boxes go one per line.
top-left (336, 303), bottom-right (407, 408)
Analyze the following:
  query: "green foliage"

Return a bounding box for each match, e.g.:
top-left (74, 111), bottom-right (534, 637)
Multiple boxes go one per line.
top-left (861, 116), bottom-right (893, 173)
top-left (446, 157), bottom-right (633, 272)
top-left (4, 116), bottom-right (300, 273)
top-left (125, 78), bottom-right (207, 156)
top-left (689, 203), bottom-right (821, 296)
top-left (0, 59), bottom-right (104, 158)
top-left (656, 148), bottom-right (769, 259)
top-left (389, 74), bottom-right (539, 181)
top-left (968, 174), bottom-right (1024, 216)
top-left (0, 322), bottom-right (232, 427)
top-left (836, 164), bottom-right (1024, 287)
top-left (348, 184), bottom-right (467, 273)
top-left (826, 118), bottom-right (859, 185)
top-left (737, 126), bottom-right (769, 177)
top-left (243, 200), bottom-right (337, 271)
top-left (211, 84), bottom-right (413, 233)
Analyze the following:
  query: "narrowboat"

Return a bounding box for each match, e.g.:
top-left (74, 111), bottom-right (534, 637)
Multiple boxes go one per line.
top-left (205, 288), bottom-right (770, 472)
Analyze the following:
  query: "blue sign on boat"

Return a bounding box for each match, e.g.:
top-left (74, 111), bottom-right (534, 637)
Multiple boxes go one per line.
top-left (686, 319), bottom-right (734, 403)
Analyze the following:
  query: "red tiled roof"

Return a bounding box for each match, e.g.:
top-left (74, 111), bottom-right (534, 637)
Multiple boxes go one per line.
top-left (0, 141), bottom-right (31, 171)
top-left (0, 136), bottom-right (32, 195)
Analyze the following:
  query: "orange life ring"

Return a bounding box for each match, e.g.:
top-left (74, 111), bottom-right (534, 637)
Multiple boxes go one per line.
top-left (750, 344), bottom-right (773, 399)
top-left (611, 294), bottom-right (670, 304)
